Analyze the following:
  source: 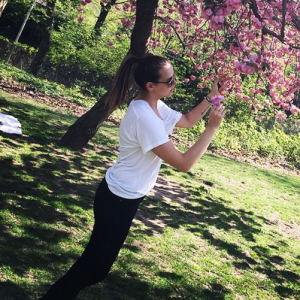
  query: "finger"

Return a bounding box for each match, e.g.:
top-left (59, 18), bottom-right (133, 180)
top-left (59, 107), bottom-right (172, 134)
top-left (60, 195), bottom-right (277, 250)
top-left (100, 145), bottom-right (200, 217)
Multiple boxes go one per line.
top-left (216, 106), bottom-right (226, 114)
top-left (217, 76), bottom-right (229, 94)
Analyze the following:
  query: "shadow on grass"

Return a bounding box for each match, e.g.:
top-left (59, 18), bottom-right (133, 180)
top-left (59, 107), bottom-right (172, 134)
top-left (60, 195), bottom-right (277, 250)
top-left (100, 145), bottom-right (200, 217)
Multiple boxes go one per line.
top-left (76, 263), bottom-right (230, 300)
top-left (0, 95), bottom-right (118, 299)
top-left (132, 173), bottom-right (300, 299)
top-left (1, 94), bottom-right (299, 299)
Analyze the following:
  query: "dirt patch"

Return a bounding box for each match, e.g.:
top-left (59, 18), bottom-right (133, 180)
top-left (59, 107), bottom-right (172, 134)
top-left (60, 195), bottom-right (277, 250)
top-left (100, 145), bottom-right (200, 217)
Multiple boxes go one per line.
top-left (149, 175), bottom-right (191, 205)
top-left (267, 213), bottom-right (300, 240)
top-left (134, 176), bottom-right (192, 234)
top-left (0, 79), bottom-right (87, 116)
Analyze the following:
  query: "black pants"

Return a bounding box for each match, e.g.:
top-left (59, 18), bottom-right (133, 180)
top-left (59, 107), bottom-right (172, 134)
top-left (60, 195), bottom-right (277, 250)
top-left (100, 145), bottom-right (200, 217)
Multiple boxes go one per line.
top-left (39, 178), bottom-right (144, 300)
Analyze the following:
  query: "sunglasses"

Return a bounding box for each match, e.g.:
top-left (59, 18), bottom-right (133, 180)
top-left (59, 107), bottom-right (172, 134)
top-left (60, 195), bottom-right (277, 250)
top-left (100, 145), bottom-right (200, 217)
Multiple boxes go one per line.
top-left (153, 76), bottom-right (176, 88)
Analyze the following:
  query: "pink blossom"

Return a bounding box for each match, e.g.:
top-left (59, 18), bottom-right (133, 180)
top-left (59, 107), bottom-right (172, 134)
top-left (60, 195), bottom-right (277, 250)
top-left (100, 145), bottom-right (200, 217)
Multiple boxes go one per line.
top-left (246, 30), bottom-right (256, 40)
top-left (234, 61), bottom-right (255, 75)
top-left (121, 19), bottom-right (132, 28)
top-left (281, 103), bottom-right (289, 110)
top-left (290, 105), bottom-right (299, 114)
top-left (123, 3), bottom-right (130, 11)
top-left (256, 104), bottom-right (264, 110)
top-left (85, 0), bottom-right (92, 3)
top-left (77, 16), bottom-right (84, 22)
top-left (250, 54), bottom-right (261, 63)
top-left (115, 34), bottom-right (121, 40)
top-left (209, 15), bottom-right (225, 30)
top-left (108, 41), bottom-right (114, 47)
top-left (190, 75), bottom-right (196, 81)
top-left (201, 9), bottom-right (213, 18)
top-left (77, 7), bottom-right (84, 13)
top-left (81, 1), bottom-right (87, 6)
top-left (277, 111), bottom-right (287, 120)
top-left (242, 250), bottom-right (250, 257)
top-left (194, 64), bottom-right (201, 71)
top-left (183, 78), bottom-right (190, 83)
top-left (148, 40), bottom-right (154, 47)
top-left (264, 100), bottom-right (270, 106)
top-left (286, 30), bottom-right (294, 39)
top-left (226, 0), bottom-right (242, 11)
top-left (115, 5), bottom-right (122, 11)
top-left (211, 95), bottom-right (224, 106)
top-left (212, 15), bottom-right (225, 24)
top-left (192, 18), bottom-right (200, 26)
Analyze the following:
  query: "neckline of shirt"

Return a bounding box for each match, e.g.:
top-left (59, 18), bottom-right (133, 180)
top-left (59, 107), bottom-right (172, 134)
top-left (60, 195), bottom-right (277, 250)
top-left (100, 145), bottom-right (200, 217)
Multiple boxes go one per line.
top-left (132, 100), bottom-right (163, 121)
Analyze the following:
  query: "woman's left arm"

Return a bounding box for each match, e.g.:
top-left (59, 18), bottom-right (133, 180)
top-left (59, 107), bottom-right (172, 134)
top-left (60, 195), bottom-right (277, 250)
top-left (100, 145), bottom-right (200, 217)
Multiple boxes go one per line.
top-left (176, 75), bottom-right (229, 129)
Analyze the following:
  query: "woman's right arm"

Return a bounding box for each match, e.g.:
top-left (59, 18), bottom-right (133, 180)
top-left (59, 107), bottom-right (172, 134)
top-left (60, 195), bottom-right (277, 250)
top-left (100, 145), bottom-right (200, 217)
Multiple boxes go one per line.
top-left (152, 104), bottom-right (226, 172)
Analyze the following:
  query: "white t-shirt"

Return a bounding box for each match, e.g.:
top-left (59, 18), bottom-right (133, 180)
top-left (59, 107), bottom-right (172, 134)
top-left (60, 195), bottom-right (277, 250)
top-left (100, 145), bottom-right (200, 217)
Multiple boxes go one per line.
top-left (105, 99), bottom-right (182, 199)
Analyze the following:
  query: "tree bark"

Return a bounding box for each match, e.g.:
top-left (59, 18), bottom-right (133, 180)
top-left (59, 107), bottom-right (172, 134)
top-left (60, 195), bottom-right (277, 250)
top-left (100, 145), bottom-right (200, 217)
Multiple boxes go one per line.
top-left (59, 0), bottom-right (159, 151)
top-left (94, 0), bottom-right (117, 36)
top-left (0, 0), bottom-right (8, 18)
top-left (28, 0), bottom-right (56, 75)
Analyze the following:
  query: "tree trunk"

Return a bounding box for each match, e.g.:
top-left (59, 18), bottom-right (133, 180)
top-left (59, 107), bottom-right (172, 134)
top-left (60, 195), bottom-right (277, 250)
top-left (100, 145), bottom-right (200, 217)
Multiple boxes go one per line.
top-left (59, 92), bottom-right (113, 150)
top-left (94, 0), bottom-right (117, 36)
top-left (28, 0), bottom-right (56, 75)
top-left (0, 0), bottom-right (8, 18)
top-left (59, 0), bottom-right (159, 151)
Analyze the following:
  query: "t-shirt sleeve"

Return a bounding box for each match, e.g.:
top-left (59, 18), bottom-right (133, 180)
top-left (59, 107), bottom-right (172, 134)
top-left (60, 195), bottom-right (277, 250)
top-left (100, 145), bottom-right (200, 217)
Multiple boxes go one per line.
top-left (136, 115), bottom-right (169, 154)
top-left (159, 101), bottom-right (182, 135)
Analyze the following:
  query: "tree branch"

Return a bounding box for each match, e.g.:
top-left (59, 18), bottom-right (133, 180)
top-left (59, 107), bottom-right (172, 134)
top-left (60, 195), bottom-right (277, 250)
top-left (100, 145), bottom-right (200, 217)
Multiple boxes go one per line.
top-left (249, 0), bottom-right (285, 43)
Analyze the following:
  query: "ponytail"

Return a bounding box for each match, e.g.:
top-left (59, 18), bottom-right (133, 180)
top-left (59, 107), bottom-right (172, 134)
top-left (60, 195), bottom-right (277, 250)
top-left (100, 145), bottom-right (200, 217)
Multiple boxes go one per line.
top-left (105, 54), bottom-right (169, 111)
top-left (105, 55), bottom-right (140, 112)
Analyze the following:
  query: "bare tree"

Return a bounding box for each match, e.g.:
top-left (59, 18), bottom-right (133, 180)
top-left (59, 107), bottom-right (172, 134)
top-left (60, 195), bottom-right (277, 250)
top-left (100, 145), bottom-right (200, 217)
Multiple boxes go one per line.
top-left (59, 0), bottom-right (159, 150)
top-left (28, 0), bottom-right (56, 75)
top-left (94, 0), bottom-right (117, 36)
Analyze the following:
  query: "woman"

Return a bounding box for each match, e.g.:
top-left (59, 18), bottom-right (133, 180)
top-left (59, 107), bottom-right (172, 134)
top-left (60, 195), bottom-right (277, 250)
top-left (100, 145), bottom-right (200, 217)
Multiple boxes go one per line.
top-left (39, 55), bottom-right (226, 299)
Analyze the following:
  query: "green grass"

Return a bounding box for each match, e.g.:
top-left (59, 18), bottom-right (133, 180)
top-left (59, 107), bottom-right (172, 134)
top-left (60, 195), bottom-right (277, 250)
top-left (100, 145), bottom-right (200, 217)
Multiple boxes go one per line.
top-left (1, 89), bottom-right (300, 300)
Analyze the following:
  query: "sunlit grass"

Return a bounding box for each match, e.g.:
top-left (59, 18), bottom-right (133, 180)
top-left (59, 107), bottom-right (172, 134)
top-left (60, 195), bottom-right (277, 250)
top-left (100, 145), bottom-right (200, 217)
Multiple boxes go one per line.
top-left (1, 89), bottom-right (300, 300)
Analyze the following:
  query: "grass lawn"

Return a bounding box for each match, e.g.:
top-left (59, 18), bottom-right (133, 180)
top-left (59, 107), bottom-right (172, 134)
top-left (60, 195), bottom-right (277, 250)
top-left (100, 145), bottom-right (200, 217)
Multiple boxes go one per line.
top-left (1, 89), bottom-right (300, 300)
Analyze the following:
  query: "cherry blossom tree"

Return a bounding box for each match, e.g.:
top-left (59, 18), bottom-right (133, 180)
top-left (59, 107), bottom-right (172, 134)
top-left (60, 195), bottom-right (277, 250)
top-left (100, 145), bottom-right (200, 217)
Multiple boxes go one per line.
top-left (110, 0), bottom-right (300, 118)
top-left (60, 0), bottom-right (300, 150)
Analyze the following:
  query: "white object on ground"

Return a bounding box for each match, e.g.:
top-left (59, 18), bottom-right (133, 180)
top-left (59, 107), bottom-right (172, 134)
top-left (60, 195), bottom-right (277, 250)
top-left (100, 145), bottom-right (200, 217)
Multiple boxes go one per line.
top-left (0, 113), bottom-right (22, 135)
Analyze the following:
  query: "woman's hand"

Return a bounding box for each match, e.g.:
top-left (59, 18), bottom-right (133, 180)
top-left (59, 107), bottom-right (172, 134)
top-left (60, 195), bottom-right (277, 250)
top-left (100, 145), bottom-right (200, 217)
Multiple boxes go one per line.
top-left (207, 74), bottom-right (230, 99)
top-left (207, 104), bottom-right (226, 130)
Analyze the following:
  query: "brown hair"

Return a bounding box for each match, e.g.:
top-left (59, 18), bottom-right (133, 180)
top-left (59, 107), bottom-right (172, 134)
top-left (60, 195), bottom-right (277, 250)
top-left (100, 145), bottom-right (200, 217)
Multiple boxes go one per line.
top-left (105, 55), bottom-right (169, 111)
